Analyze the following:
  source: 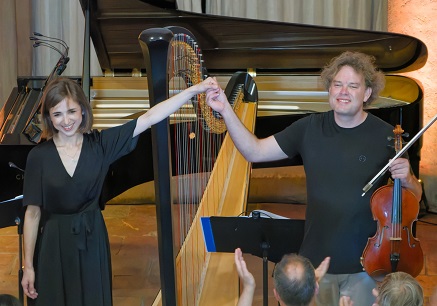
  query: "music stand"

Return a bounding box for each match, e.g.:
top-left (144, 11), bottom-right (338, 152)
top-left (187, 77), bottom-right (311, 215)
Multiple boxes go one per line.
top-left (201, 213), bottom-right (305, 306)
top-left (0, 195), bottom-right (24, 303)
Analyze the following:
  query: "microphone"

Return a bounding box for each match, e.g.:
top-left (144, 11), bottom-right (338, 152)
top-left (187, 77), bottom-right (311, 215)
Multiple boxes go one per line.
top-left (9, 162), bottom-right (25, 173)
top-left (31, 38), bottom-right (70, 75)
top-left (31, 32), bottom-right (69, 56)
top-left (33, 41), bottom-right (66, 58)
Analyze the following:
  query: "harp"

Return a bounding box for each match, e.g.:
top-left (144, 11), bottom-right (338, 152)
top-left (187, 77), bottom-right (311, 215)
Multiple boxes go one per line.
top-left (138, 26), bottom-right (258, 305)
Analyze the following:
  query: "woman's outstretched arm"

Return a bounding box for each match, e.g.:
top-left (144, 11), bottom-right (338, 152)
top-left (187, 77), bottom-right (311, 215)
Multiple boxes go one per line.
top-left (133, 77), bottom-right (219, 137)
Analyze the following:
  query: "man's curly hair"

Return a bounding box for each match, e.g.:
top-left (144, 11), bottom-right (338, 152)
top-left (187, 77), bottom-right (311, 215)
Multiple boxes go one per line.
top-left (320, 51), bottom-right (385, 105)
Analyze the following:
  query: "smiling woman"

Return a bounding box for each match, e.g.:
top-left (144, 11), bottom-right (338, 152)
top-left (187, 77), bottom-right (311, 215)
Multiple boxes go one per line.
top-left (49, 99), bottom-right (85, 168)
top-left (49, 99), bottom-right (83, 133)
top-left (41, 80), bottom-right (93, 140)
top-left (20, 76), bottom-right (218, 306)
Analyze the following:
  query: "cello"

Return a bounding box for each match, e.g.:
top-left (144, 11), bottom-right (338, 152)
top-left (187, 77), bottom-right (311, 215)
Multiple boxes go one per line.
top-left (360, 124), bottom-right (423, 282)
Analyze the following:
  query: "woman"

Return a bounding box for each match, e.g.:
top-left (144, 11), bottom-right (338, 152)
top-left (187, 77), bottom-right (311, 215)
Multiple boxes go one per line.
top-left (21, 77), bottom-right (218, 306)
top-left (372, 271), bottom-right (423, 306)
top-left (339, 271), bottom-right (424, 306)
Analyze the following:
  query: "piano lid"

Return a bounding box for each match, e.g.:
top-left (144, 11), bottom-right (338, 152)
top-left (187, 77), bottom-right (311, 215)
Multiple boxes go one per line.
top-left (81, 0), bottom-right (427, 74)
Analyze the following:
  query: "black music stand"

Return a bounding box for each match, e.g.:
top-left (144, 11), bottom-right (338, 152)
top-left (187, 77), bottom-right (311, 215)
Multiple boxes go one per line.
top-left (201, 213), bottom-right (305, 306)
top-left (0, 196), bottom-right (25, 303)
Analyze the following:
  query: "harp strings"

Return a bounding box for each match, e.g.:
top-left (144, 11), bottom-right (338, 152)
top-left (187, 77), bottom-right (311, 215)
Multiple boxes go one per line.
top-left (169, 31), bottom-right (247, 305)
top-left (169, 32), bottom-right (225, 305)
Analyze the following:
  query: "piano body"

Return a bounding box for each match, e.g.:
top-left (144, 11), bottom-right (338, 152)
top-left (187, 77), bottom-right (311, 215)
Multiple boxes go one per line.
top-left (80, 0), bottom-right (427, 193)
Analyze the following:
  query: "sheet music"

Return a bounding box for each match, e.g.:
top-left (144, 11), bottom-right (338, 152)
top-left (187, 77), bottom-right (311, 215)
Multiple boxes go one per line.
top-left (247, 210), bottom-right (289, 219)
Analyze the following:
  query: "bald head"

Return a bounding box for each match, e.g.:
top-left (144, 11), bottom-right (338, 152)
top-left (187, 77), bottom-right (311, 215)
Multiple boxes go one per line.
top-left (273, 254), bottom-right (317, 306)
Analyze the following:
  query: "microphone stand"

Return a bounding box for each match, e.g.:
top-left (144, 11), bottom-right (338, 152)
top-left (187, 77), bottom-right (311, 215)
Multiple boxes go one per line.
top-left (362, 112), bottom-right (437, 196)
top-left (16, 214), bottom-right (23, 303)
top-left (30, 33), bottom-right (70, 88)
top-left (6, 162), bottom-right (25, 303)
top-left (25, 34), bottom-right (70, 143)
top-left (32, 42), bottom-right (69, 88)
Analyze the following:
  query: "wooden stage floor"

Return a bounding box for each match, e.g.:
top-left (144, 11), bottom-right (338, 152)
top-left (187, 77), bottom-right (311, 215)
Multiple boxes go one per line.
top-left (0, 203), bottom-right (436, 305)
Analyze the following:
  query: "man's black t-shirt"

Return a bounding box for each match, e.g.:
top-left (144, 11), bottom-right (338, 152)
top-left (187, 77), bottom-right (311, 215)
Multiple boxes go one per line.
top-left (274, 111), bottom-right (394, 274)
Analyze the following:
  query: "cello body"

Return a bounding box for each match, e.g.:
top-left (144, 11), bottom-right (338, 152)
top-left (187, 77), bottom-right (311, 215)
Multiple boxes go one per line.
top-left (361, 125), bottom-right (423, 281)
top-left (361, 184), bottom-right (423, 281)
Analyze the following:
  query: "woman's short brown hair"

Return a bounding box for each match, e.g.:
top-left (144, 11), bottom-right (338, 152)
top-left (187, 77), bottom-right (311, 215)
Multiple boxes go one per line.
top-left (41, 78), bottom-right (93, 139)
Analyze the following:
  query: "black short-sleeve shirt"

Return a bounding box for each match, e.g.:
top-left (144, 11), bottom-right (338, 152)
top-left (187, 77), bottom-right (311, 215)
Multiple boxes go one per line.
top-left (274, 111), bottom-right (394, 273)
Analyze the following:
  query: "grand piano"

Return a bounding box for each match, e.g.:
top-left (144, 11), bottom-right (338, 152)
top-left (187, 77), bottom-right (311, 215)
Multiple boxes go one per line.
top-left (0, 0), bottom-right (427, 208)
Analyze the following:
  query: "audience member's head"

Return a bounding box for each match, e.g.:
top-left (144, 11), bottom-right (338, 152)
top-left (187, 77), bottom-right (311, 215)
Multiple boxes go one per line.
top-left (0, 294), bottom-right (22, 306)
top-left (373, 271), bottom-right (423, 306)
top-left (273, 253), bottom-right (317, 306)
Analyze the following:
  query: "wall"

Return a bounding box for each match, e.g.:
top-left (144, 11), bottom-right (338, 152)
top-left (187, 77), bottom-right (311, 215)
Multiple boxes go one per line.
top-left (388, 0), bottom-right (437, 212)
top-left (0, 0), bottom-right (18, 107)
top-left (0, 0), bottom-right (32, 108)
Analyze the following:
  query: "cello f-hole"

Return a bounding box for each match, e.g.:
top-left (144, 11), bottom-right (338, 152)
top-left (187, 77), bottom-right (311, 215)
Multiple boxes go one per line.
top-left (375, 225), bottom-right (389, 247)
top-left (402, 226), bottom-right (417, 248)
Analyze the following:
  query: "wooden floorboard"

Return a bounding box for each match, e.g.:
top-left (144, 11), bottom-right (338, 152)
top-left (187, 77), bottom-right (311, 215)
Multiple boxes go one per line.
top-left (0, 203), bottom-right (436, 305)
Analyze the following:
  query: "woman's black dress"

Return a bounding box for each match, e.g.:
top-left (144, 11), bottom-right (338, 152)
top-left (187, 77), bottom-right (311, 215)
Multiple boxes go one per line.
top-left (23, 120), bottom-right (139, 306)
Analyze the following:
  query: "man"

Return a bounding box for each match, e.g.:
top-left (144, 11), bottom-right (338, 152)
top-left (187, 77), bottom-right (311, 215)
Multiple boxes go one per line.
top-left (207, 51), bottom-right (422, 305)
top-left (235, 248), bottom-right (330, 306)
